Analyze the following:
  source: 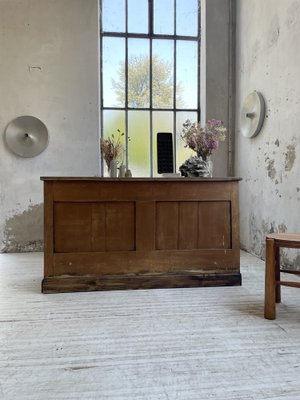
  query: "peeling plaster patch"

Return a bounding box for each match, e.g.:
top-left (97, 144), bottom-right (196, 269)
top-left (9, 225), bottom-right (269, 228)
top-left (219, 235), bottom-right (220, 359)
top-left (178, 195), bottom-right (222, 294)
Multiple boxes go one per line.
top-left (278, 223), bottom-right (288, 233)
top-left (249, 214), bottom-right (272, 259)
top-left (297, 187), bottom-right (300, 192)
top-left (249, 213), bottom-right (263, 258)
top-left (1, 204), bottom-right (44, 253)
top-left (294, 255), bottom-right (300, 270)
top-left (281, 251), bottom-right (300, 271)
top-left (268, 14), bottom-right (280, 48)
top-left (275, 189), bottom-right (283, 198)
top-left (267, 159), bottom-right (276, 180)
top-left (274, 139), bottom-right (280, 147)
top-left (285, 144), bottom-right (296, 171)
top-left (286, 1), bottom-right (300, 29)
top-left (249, 213), bottom-right (287, 259)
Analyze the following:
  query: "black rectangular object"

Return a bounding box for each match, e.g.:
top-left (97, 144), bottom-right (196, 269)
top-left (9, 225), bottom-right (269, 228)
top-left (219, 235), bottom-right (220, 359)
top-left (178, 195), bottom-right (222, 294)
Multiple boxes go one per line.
top-left (157, 132), bottom-right (174, 174)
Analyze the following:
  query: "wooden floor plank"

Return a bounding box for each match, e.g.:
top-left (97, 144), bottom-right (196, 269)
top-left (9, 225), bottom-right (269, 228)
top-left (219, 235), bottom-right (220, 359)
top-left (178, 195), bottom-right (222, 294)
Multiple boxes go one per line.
top-left (0, 250), bottom-right (300, 399)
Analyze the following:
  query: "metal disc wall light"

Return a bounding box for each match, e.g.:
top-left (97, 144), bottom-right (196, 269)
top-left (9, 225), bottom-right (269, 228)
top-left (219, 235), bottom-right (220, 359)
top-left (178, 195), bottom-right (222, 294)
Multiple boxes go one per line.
top-left (5, 115), bottom-right (49, 157)
top-left (241, 91), bottom-right (265, 138)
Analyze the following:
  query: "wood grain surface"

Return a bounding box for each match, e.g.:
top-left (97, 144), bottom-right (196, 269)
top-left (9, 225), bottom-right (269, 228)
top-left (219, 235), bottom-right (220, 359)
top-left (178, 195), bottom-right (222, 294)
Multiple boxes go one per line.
top-left (42, 178), bottom-right (241, 293)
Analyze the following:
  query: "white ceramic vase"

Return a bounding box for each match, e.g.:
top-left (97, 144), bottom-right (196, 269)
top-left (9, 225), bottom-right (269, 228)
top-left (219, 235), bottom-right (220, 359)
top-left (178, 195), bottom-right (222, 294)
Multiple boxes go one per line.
top-left (109, 159), bottom-right (118, 178)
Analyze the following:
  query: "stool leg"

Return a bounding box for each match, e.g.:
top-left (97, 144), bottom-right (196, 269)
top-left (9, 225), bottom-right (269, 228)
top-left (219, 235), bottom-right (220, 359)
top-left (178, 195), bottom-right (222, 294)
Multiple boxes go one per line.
top-left (264, 238), bottom-right (276, 319)
top-left (275, 246), bottom-right (281, 303)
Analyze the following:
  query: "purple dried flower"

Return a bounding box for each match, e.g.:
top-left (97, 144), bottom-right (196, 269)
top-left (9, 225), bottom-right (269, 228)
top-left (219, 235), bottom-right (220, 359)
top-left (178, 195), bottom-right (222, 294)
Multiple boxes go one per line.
top-left (181, 119), bottom-right (226, 160)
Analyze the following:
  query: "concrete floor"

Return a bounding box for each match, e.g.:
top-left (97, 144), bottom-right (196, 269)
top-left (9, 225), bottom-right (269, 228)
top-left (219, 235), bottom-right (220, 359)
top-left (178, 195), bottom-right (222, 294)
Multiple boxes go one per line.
top-left (0, 250), bottom-right (300, 399)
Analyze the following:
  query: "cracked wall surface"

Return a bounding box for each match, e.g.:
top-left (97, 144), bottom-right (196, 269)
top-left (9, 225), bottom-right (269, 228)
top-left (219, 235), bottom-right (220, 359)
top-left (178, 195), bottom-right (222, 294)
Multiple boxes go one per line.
top-left (236, 0), bottom-right (300, 269)
top-left (0, 0), bottom-right (100, 252)
top-left (2, 205), bottom-right (43, 253)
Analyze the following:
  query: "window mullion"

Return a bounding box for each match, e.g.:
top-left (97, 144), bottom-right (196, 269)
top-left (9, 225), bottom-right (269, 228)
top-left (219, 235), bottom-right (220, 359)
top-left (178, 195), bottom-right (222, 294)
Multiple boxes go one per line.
top-left (125, 0), bottom-right (129, 168)
top-left (149, 0), bottom-right (153, 177)
top-left (99, 2), bottom-right (104, 176)
top-left (197, 0), bottom-right (201, 122)
top-left (149, 0), bottom-right (153, 35)
top-left (197, 37), bottom-right (201, 123)
top-left (173, 0), bottom-right (177, 172)
top-left (149, 39), bottom-right (153, 177)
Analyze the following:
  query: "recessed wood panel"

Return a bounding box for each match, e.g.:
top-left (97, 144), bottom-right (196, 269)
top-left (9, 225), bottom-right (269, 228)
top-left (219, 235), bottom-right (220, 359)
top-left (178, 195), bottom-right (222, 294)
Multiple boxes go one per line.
top-left (136, 201), bottom-right (156, 251)
top-left (178, 202), bottom-right (198, 249)
top-left (54, 202), bottom-right (135, 253)
top-left (198, 201), bottom-right (231, 249)
top-left (155, 201), bottom-right (231, 251)
top-left (156, 202), bottom-right (179, 250)
top-left (54, 203), bottom-right (92, 253)
top-left (105, 202), bottom-right (135, 251)
top-left (91, 203), bottom-right (106, 252)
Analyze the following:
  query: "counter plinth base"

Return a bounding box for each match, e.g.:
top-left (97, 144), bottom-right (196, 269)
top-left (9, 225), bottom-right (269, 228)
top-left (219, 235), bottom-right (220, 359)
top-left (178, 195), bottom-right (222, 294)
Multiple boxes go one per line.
top-left (42, 272), bottom-right (242, 293)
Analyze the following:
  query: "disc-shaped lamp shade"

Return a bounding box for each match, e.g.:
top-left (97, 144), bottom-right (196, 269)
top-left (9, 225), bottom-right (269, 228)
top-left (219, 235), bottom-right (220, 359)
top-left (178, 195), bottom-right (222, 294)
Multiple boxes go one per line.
top-left (241, 91), bottom-right (265, 138)
top-left (5, 116), bottom-right (49, 157)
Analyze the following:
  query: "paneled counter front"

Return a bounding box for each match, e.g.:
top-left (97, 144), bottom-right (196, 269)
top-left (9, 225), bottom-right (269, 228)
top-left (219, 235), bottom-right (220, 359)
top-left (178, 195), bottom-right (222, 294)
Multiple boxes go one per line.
top-left (41, 177), bottom-right (242, 293)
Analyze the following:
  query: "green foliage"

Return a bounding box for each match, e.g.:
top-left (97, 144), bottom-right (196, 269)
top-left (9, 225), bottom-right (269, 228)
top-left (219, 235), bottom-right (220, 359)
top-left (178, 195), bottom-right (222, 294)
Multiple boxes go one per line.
top-left (112, 55), bottom-right (183, 108)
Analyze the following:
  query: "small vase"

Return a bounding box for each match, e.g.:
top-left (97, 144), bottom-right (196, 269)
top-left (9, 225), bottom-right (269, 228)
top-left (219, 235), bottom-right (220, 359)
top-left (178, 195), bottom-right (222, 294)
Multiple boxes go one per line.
top-left (179, 155), bottom-right (210, 177)
top-left (109, 159), bottom-right (118, 177)
top-left (197, 154), bottom-right (213, 178)
top-left (207, 158), bottom-right (213, 178)
top-left (118, 164), bottom-right (126, 178)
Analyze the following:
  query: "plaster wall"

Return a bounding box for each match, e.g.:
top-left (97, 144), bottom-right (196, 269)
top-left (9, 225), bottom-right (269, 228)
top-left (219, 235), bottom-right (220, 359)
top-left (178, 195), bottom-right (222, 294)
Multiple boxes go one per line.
top-left (0, 0), bottom-right (100, 251)
top-left (235, 0), bottom-right (300, 267)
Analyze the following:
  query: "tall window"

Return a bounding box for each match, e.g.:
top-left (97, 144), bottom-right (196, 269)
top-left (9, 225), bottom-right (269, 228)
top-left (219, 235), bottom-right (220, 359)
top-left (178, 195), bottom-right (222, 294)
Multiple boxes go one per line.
top-left (100, 0), bottom-right (201, 176)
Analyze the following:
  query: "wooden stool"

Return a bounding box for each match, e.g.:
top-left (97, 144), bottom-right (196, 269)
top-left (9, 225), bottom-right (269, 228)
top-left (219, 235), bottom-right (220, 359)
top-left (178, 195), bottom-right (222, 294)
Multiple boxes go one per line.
top-left (264, 233), bottom-right (300, 320)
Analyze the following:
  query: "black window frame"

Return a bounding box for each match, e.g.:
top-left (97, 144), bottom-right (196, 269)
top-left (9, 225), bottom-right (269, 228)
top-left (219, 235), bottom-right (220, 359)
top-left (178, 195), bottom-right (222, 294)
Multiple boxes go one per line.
top-left (100, 0), bottom-right (201, 176)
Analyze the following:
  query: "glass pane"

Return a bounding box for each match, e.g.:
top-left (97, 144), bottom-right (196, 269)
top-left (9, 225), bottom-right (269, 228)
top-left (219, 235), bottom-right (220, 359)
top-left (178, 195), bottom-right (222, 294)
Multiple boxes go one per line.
top-left (176, 41), bottom-right (198, 109)
top-left (102, 110), bottom-right (126, 176)
top-left (128, 111), bottom-right (150, 177)
top-left (103, 38), bottom-right (125, 107)
top-left (176, 112), bottom-right (198, 172)
top-left (152, 111), bottom-right (173, 176)
top-left (152, 40), bottom-right (174, 109)
top-left (176, 0), bottom-right (198, 37)
top-left (128, 39), bottom-right (150, 108)
top-left (102, 0), bottom-right (125, 33)
top-left (154, 0), bottom-right (174, 35)
top-left (128, 0), bottom-right (148, 33)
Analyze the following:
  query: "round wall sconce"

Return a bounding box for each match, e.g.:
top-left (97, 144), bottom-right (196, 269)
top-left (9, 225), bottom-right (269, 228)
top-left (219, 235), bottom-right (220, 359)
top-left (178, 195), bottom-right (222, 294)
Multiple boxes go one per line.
top-left (5, 115), bottom-right (49, 157)
top-left (241, 91), bottom-right (265, 138)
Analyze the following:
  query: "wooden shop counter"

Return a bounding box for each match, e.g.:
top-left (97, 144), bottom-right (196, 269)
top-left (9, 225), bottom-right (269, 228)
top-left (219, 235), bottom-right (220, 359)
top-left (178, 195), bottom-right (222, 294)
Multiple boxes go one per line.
top-left (41, 177), bottom-right (241, 293)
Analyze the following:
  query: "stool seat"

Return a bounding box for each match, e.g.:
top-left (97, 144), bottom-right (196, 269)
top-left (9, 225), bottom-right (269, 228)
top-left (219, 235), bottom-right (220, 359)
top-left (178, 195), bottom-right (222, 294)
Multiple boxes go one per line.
top-left (264, 233), bottom-right (300, 320)
top-left (267, 233), bottom-right (300, 244)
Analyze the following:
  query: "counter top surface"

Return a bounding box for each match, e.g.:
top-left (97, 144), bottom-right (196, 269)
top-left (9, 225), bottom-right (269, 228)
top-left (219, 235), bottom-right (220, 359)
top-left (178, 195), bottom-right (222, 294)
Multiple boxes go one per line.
top-left (41, 176), bottom-right (242, 182)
